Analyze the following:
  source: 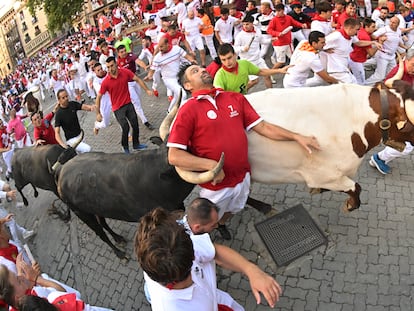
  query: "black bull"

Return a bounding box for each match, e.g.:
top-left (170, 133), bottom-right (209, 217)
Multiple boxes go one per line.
top-left (55, 141), bottom-right (196, 259)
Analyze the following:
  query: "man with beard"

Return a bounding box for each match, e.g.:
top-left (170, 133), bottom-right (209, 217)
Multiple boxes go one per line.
top-left (96, 57), bottom-right (153, 153)
top-left (167, 64), bottom-right (320, 239)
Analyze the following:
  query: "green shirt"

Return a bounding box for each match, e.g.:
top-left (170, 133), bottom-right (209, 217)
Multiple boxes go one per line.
top-left (213, 60), bottom-right (260, 94)
top-left (114, 37), bottom-right (132, 53)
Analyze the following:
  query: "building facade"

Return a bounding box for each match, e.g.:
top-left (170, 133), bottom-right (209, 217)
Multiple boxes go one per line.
top-left (0, 1), bottom-right (53, 76)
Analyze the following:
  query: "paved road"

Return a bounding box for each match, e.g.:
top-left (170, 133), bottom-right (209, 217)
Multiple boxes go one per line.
top-left (6, 50), bottom-right (414, 311)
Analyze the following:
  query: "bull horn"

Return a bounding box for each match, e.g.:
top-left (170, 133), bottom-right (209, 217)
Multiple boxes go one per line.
top-left (72, 130), bottom-right (84, 149)
top-left (159, 90), bottom-right (182, 141)
top-left (175, 152), bottom-right (225, 184)
top-left (52, 160), bottom-right (60, 171)
top-left (405, 99), bottom-right (414, 125)
top-left (385, 53), bottom-right (404, 88)
top-left (52, 130), bottom-right (84, 171)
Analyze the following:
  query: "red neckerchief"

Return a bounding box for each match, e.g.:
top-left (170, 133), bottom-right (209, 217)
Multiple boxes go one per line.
top-left (339, 28), bottom-right (351, 40)
top-left (222, 62), bottom-right (239, 74)
top-left (0, 243), bottom-right (18, 263)
top-left (312, 14), bottom-right (329, 22)
top-left (148, 43), bottom-right (155, 54)
top-left (243, 27), bottom-right (256, 33)
top-left (192, 88), bottom-right (222, 99)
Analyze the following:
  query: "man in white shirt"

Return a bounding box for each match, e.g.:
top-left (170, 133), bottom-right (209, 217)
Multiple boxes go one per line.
top-left (365, 16), bottom-right (409, 85)
top-left (283, 31), bottom-right (338, 88)
top-left (215, 7), bottom-right (239, 44)
top-left (234, 15), bottom-right (273, 88)
top-left (92, 63), bottom-right (112, 135)
top-left (374, 6), bottom-right (389, 29)
top-left (137, 202), bottom-right (282, 311)
top-left (171, 0), bottom-right (187, 27)
top-left (144, 38), bottom-right (196, 111)
top-left (310, 1), bottom-right (333, 36)
top-left (310, 18), bottom-right (380, 85)
top-left (182, 9), bottom-right (206, 67)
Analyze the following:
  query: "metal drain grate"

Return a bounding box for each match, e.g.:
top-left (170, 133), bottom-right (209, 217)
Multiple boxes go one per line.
top-left (255, 204), bottom-right (328, 267)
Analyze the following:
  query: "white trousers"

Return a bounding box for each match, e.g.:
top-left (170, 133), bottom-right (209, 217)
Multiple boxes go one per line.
top-left (2, 147), bottom-right (13, 173)
top-left (202, 34), bottom-right (217, 59)
top-left (199, 173), bottom-right (250, 219)
top-left (16, 133), bottom-right (33, 148)
top-left (378, 142), bottom-right (414, 163)
top-left (348, 60), bottom-right (365, 85)
top-left (67, 133), bottom-right (91, 153)
top-left (128, 81), bottom-right (148, 124)
top-left (163, 77), bottom-right (187, 112)
top-left (94, 95), bottom-right (112, 130)
top-left (365, 54), bottom-right (396, 85)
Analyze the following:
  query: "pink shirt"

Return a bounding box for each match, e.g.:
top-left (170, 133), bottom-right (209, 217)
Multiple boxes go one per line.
top-left (7, 116), bottom-right (27, 140)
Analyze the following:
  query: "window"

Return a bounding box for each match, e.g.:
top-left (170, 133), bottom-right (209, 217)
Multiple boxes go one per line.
top-left (22, 22), bottom-right (27, 31)
top-left (24, 33), bottom-right (31, 43)
top-left (34, 26), bottom-right (40, 35)
top-left (19, 11), bottom-right (24, 20)
top-left (32, 15), bottom-right (38, 24)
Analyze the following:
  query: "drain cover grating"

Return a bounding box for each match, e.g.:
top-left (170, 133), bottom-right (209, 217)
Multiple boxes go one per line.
top-left (255, 204), bottom-right (328, 267)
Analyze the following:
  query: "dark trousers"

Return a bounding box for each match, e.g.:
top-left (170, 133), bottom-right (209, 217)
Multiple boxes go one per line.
top-left (114, 103), bottom-right (140, 148)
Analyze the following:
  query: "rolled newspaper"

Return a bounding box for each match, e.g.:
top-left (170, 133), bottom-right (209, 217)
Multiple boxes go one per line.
top-left (280, 26), bottom-right (293, 36)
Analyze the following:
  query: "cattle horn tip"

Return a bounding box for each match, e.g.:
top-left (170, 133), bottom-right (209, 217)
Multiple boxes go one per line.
top-left (175, 152), bottom-right (225, 184)
top-left (384, 53), bottom-right (404, 88)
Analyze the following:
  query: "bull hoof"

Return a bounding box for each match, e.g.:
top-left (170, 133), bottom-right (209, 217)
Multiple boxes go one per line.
top-left (34, 190), bottom-right (38, 198)
top-left (309, 187), bottom-right (321, 194)
top-left (114, 236), bottom-right (127, 247)
top-left (342, 201), bottom-right (359, 213)
top-left (23, 198), bottom-right (29, 206)
top-left (115, 249), bottom-right (129, 262)
top-left (266, 208), bottom-right (278, 217)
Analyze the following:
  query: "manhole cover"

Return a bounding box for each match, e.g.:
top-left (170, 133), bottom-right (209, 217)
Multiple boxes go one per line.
top-left (255, 204), bottom-right (327, 267)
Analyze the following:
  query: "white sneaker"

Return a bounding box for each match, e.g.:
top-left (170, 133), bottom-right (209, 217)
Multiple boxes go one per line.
top-left (22, 230), bottom-right (35, 240)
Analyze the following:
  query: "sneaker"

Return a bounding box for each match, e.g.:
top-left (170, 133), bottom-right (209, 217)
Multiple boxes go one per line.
top-left (133, 144), bottom-right (148, 151)
top-left (144, 122), bottom-right (155, 130)
top-left (22, 230), bottom-right (35, 240)
top-left (153, 89), bottom-right (159, 97)
top-left (271, 76), bottom-right (277, 84)
top-left (123, 147), bottom-right (130, 154)
top-left (369, 153), bottom-right (390, 174)
top-left (217, 224), bottom-right (231, 240)
top-left (168, 95), bottom-right (173, 102)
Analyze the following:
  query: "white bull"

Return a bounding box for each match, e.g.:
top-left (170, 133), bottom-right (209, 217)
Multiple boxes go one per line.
top-left (245, 82), bottom-right (414, 211)
top-left (175, 81), bottom-right (414, 211)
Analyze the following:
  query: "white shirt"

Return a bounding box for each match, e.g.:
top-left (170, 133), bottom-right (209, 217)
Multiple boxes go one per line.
top-left (373, 26), bottom-right (403, 60)
top-left (172, 2), bottom-right (187, 25)
top-left (283, 40), bottom-right (324, 88)
top-left (182, 16), bottom-right (203, 38)
top-left (151, 45), bottom-right (187, 78)
top-left (214, 16), bottom-right (238, 43)
top-left (234, 28), bottom-right (270, 61)
top-left (145, 26), bottom-right (161, 44)
top-left (322, 30), bottom-right (358, 73)
top-left (311, 20), bottom-right (333, 36)
top-left (144, 217), bottom-right (244, 311)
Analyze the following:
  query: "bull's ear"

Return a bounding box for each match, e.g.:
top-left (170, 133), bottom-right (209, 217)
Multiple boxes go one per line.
top-left (392, 80), bottom-right (414, 100)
